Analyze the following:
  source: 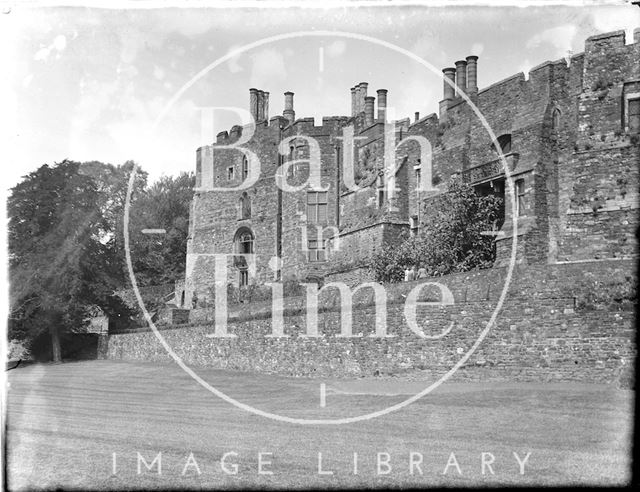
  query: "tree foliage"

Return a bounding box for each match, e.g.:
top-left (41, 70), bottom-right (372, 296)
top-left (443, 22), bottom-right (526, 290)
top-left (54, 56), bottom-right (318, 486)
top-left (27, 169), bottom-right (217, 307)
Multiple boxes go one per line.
top-left (8, 161), bottom-right (140, 359)
top-left (127, 172), bottom-right (195, 287)
top-left (371, 176), bottom-right (504, 283)
top-left (7, 160), bottom-right (194, 360)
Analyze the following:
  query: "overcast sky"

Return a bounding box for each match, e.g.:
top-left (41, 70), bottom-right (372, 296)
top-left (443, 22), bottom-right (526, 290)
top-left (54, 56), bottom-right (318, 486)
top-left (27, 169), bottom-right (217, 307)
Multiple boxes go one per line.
top-left (2, 2), bottom-right (639, 189)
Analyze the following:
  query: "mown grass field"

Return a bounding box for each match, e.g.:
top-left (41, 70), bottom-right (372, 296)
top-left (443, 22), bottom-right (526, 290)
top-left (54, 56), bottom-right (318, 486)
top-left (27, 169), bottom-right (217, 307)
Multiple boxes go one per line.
top-left (5, 360), bottom-right (634, 489)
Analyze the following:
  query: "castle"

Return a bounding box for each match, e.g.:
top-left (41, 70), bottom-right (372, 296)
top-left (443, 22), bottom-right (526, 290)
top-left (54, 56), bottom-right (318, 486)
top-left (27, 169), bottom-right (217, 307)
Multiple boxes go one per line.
top-left (182, 29), bottom-right (639, 308)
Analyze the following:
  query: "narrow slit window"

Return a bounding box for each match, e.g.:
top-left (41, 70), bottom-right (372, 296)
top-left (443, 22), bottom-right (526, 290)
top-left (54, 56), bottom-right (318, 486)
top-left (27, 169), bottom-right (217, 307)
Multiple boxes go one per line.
top-left (242, 156), bottom-right (249, 180)
top-left (552, 108), bottom-right (561, 131)
top-left (516, 179), bottom-right (526, 216)
top-left (239, 269), bottom-right (249, 287)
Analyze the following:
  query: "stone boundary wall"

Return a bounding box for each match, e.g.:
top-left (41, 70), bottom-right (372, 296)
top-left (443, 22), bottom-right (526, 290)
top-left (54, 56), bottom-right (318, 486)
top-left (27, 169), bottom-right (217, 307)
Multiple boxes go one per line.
top-left (107, 259), bottom-right (636, 383)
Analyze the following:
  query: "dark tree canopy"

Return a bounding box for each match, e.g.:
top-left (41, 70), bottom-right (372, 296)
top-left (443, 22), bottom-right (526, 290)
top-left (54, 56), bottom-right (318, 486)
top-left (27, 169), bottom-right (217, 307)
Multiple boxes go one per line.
top-left (7, 160), bottom-right (194, 360)
top-left (127, 172), bottom-right (195, 287)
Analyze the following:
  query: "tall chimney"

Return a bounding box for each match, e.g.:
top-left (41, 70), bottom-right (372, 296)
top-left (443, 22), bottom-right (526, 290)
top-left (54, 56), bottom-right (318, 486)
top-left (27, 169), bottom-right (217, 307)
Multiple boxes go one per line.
top-left (283, 91), bottom-right (295, 124)
top-left (440, 68), bottom-right (456, 119)
top-left (351, 85), bottom-right (360, 116)
top-left (376, 89), bottom-right (388, 121)
top-left (415, 112), bottom-right (420, 122)
top-left (364, 96), bottom-right (375, 126)
top-left (358, 82), bottom-right (368, 114)
top-left (263, 91), bottom-right (269, 121)
top-left (466, 55), bottom-right (478, 95)
top-left (249, 88), bottom-right (259, 122)
top-left (257, 90), bottom-right (265, 121)
top-left (351, 87), bottom-right (357, 116)
top-left (442, 68), bottom-right (456, 101)
top-left (455, 60), bottom-right (467, 97)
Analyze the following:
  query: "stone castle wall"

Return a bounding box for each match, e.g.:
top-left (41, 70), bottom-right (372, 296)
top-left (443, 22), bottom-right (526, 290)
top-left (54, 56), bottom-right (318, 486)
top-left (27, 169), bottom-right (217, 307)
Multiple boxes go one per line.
top-left (167, 30), bottom-right (639, 383)
top-left (185, 30), bottom-right (639, 302)
top-left (107, 259), bottom-right (636, 382)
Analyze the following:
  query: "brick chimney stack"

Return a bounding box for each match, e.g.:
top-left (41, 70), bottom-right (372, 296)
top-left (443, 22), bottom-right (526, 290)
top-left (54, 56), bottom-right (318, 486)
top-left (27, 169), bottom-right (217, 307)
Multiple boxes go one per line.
top-left (439, 67), bottom-right (456, 119)
top-left (466, 55), bottom-right (478, 96)
top-left (377, 89), bottom-right (388, 121)
top-left (263, 91), bottom-right (269, 121)
top-left (442, 67), bottom-right (456, 101)
top-left (364, 96), bottom-right (375, 126)
top-left (455, 60), bottom-right (467, 97)
top-left (249, 88), bottom-right (259, 122)
top-left (283, 91), bottom-right (295, 124)
top-left (257, 90), bottom-right (265, 121)
top-left (358, 82), bottom-right (368, 114)
top-left (351, 87), bottom-right (357, 116)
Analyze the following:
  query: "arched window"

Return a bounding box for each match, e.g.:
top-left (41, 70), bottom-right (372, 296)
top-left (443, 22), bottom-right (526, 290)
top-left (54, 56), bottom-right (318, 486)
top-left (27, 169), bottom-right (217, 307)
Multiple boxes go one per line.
top-left (239, 192), bottom-right (251, 220)
top-left (552, 108), bottom-right (561, 131)
top-left (234, 227), bottom-right (254, 255)
top-left (234, 227), bottom-right (254, 287)
top-left (491, 134), bottom-right (512, 154)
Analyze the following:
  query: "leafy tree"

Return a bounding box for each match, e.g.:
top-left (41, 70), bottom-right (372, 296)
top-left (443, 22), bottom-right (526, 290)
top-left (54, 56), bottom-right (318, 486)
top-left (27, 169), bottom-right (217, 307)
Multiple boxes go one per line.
top-left (371, 175), bottom-right (503, 283)
top-left (8, 160), bottom-right (141, 361)
top-left (127, 172), bottom-right (195, 287)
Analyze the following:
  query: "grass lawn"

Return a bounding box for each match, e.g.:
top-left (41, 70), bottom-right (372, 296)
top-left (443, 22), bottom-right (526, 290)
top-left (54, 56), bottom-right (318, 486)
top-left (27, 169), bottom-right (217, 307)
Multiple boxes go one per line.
top-left (5, 360), bottom-right (634, 489)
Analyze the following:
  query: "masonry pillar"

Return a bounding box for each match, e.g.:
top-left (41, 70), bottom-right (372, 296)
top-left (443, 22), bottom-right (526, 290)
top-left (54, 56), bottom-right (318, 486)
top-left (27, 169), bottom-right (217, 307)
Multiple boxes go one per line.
top-left (377, 89), bottom-right (388, 121)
